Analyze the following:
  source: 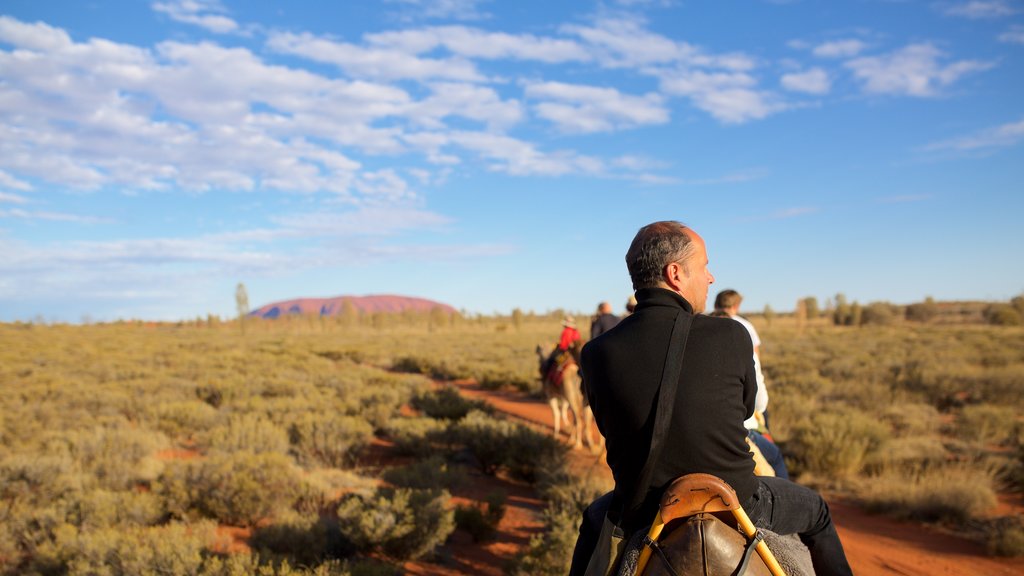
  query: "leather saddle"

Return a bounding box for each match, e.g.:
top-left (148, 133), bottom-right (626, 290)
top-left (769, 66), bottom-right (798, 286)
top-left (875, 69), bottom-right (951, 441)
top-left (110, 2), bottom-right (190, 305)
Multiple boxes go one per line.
top-left (634, 474), bottom-right (782, 576)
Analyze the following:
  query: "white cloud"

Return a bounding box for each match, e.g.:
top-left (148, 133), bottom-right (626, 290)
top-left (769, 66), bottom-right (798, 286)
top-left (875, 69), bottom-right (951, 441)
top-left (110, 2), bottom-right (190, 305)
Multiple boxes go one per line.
top-left (405, 82), bottom-right (524, 130)
top-left (0, 192), bottom-right (29, 204)
top-left (266, 31), bottom-right (485, 82)
top-left (0, 208), bottom-right (110, 223)
top-left (525, 81), bottom-right (669, 133)
top-left (659, 69), bottom-right (786, 123)
top-left (845, 43), bottom-right (993, 97)
top-left (0, 169), bottom-right (32, 191)
top-left (923, 117), bottom-right (1024, 151)
top-left (151, 0), bottom-right (239, 34)
top-left (781, 68), bottom-right (831, 94)
top-left (812, 39), bottom-right (868, 58)
top-left (999, 25), bottom-right (1024, 43)
top-left (366, 26), bottom-right (590, 63)
top-left (386, 0), bottom-right (492, 21)
top-left (560, 16), bottom-right (690, 68)
top-left (941, 1), bottom-right (1018, 19)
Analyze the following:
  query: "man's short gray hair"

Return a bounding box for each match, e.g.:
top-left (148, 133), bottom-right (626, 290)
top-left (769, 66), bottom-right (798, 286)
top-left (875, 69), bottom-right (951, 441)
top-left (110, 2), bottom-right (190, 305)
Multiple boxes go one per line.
top-left (625, 221), bottom-right (696, 291)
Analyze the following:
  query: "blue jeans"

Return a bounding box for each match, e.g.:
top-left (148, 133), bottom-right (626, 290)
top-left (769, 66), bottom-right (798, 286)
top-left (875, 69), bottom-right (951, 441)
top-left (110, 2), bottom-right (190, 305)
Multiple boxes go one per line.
top-left (749, 429), bottom-right (789, 480)
top-left (746, 477), bottom-right (853, 576)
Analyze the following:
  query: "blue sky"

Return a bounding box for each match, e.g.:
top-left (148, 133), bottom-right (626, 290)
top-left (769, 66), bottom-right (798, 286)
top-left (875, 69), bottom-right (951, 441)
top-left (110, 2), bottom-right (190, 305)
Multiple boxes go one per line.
top-left (1, 0), bottom-right (1022, 322)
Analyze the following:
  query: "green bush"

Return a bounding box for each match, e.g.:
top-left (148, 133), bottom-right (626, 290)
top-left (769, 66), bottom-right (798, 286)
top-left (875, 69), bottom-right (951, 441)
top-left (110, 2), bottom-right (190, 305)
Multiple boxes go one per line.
top-left (66, 423), bottom-right (168, 490)
top-left (410, 387), bottom-right (491, 421)
top-left (44, 520), bottom-right (216, 576)
top-left (860, 464), bottom-right (997, 523)
top-left (864, 436), bottom-right (948, 473)
top-left (151, 400), bottom-right (221, 439)
top-left (985, 516), bottom-right (1024, 557)
top-left (454, 490), bottom-right (506, 543)
top-left (75, 488), bottom-right (164, 529)
top-left (381, 455), bottom-right (466, 491)
top-left (287, 412), bottom-right (373, 468)
top-left (335, 488), bottom-right (455, 562)
top-left (381, 416), bottom-right (448, 456)
top-left (959, 404), bottom-right (1019, 446)
top-left (159, 451), bottom-right (301, 526)
top-left (984, 304), bottom-right (1022, 326)
top-left (248, 511), bottom-right (328, 568)
top-left (787, 409), bottom-right (890, 478)
top-left (449, 410), bottom-right (516, 475)
top-left (202, 413), bottom-right (290, 456)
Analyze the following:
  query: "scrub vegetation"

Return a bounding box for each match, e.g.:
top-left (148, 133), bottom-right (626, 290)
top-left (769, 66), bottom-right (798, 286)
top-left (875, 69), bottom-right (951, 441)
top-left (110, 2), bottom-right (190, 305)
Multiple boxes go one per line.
top-left (1, 296), bottom-right (1022, 574)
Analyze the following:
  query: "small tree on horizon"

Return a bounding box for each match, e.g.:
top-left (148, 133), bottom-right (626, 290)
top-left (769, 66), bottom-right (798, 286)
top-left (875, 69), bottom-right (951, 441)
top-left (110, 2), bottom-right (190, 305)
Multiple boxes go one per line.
top-left (235, 283), bottom-right (250, 333)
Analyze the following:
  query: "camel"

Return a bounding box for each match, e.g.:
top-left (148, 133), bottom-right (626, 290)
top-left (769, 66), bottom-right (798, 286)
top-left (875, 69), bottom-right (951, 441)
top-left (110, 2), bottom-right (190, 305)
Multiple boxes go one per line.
top-left (535, 344), bottom-right (602, 451)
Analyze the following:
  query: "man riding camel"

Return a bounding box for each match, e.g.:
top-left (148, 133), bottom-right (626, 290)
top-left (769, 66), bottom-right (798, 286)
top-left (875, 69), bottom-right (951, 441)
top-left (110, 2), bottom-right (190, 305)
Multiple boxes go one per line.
top-left (571, 221), bottom-right (851, 576)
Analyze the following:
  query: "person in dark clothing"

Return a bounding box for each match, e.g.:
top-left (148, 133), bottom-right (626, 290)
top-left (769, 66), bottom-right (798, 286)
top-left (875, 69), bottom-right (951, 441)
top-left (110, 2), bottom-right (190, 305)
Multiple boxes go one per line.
top-left (589, 301), bottom-right (620, 339)
top-left (571, 221), bottom-right (851, 576)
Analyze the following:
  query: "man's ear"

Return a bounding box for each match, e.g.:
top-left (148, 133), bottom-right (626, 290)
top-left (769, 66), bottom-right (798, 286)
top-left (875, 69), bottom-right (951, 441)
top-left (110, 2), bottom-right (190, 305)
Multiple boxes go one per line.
top-left (663, 261), bottom-right (685, 291)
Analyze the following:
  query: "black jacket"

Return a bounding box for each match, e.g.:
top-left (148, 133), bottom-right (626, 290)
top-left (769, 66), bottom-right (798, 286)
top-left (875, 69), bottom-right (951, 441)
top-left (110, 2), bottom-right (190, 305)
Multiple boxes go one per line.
top-left (590, 312), bottom-right (621, 339)
top-left (581, 287), bottom-right (758, 530)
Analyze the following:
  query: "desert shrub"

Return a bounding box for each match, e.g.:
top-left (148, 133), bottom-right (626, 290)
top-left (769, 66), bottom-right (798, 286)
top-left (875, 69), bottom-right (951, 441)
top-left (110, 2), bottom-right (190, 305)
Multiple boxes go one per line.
top-left (381, 455), bottom-right (466, 491)
top-left (351, 387), bottom-right (405, 432)
top-left (200, 555), bottom-right (358, 576)
top-left (381, 416), bottom-right (448, 456)
top-left (410, 387), bottom-right (491, 421)
top-left (64, 423), bottom-right (168, 490)
top-left (478, 368), bottom-right (536, 393)
top-left (391, 356), bottom-right (466, 380)
top-left (984, 304), bottom-right (1022, 326)
top-left (448, 410), bottom-right (516, 475)
top-left (503, 426), bottom-right (568, 483)
top-left (454, 490), bottom-right (506, 542)
top-left (985, 515), bottom-right (1024, 557)
top-left (861, 302), bottom-right (899, 325)
top-left (287, 413), bottom-right (373, 468)
top-left (860, 464), bottom-right (997, 523)
top-left (151, 400), bottom-right (221, 439)
top-left (202, 413), bottom-right (290, 456)
top-left (879, 403), bottom-right (940, 437)
top-left (787, 409), bottom-right (890, 478)
top-left (864, 436), bottom-right (948, 473)
top-left (39, 520), bottom-right (216, 576)
top-left (74, 488), bottom-right (164, 529)
top-left (905, 299), bottom-right (938, 323)
top-left (159, 451), bottom-right (301, 526)
top-left (335, 488), bottom-right (455, 561)
top-left (506, 504), bottom-right (577, 576)
top-left (958, 404), bottom-right (1019, 446)
top-left (248, 511), bottom-right (329, 568)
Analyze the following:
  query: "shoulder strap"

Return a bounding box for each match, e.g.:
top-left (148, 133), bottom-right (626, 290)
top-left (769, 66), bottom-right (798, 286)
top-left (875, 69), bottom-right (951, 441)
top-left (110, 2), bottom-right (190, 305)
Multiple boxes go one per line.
top-left (623, 308), bottom-right (694, 522)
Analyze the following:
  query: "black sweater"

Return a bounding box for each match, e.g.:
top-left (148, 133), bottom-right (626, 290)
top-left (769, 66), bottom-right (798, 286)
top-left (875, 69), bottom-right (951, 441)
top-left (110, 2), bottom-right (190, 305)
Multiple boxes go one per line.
top-left (581, 287), bottom-right (758, 530)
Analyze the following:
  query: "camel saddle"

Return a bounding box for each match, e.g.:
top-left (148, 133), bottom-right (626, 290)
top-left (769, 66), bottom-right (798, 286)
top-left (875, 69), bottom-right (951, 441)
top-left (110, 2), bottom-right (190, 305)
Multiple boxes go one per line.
top-left (624, 474), bottom-right (790, 576)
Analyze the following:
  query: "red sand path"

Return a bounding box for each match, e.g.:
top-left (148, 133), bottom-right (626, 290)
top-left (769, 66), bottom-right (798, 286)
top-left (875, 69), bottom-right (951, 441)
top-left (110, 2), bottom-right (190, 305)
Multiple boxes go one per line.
top-left (449, 379), bottom-right (1024, 576)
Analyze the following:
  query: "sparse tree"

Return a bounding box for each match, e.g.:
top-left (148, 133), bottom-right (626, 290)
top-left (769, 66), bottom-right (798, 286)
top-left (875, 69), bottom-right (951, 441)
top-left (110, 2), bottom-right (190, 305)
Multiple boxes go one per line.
top-left (511, 308), bottom-right (523, 331)
top-left (833, 293), bottom-right (850, 326)
top-left (849, 302), bottom-right (862, 327)
top-left (905, 296), bottom-right (938, 323)
top-left (795, 298), bottom-right (807, 329)
top-left (340, 298), bottom-right (358, 327)
top-left (235, 283), bottom-right (250, 334)
top-left (802, 297), bottom-right (820, 320)
top-left (763, 304), bottom-right (775, 327)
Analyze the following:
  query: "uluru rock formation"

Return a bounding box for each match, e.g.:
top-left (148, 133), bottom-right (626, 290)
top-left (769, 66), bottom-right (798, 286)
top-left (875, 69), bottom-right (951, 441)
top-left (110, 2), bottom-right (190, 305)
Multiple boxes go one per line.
top-left (248, 295), bottom-right (456, 319)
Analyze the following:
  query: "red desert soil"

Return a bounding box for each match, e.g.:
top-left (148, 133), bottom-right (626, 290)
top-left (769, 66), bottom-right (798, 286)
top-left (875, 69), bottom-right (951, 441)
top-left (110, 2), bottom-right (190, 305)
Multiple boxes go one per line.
top-left (446, 378), bottom-right (1024, 576)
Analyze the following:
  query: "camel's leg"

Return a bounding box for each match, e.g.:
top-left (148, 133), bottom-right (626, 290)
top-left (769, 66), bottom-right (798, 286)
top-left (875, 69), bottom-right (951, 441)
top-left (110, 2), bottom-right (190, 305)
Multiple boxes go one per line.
top-left (583, 405), bottom-right (605, 453)
top-left (549, 396), bottom-right (561, 438)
